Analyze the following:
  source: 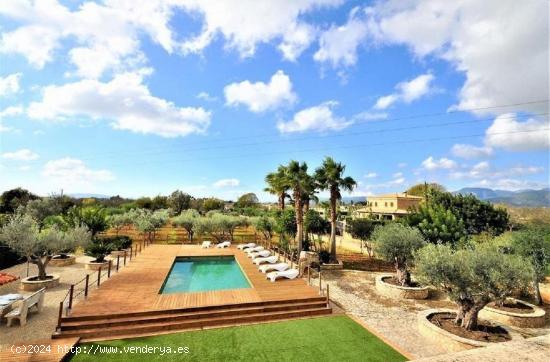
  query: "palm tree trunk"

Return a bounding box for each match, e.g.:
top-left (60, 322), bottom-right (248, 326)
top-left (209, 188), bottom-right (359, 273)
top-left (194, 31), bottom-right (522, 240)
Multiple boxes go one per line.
top-left (295, 193), bottom-right (303, 255)
top-left (329, 192), bottom-right (337, 263)
top-left (279, 193), bottom-right (285, 210)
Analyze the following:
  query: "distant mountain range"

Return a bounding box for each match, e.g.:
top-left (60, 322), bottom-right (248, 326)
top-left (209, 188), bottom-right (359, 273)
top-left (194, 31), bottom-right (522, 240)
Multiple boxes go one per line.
top-left (454, 188), bottom-right (550, 207)
top-left (68, 193), bottom-right (111, 199)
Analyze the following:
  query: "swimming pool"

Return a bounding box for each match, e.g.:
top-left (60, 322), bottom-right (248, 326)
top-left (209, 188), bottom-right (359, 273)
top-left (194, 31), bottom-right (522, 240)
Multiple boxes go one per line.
top-left (160, 256), bottom-right (251, 294)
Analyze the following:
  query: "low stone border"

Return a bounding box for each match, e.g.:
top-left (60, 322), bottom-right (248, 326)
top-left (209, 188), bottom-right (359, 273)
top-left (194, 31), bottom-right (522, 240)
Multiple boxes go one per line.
top-left (540, 282), bottom-right (550, 304)
top-left (49, 255), bottom-right (76, 267)
top-left (84, 261), bottom-right (110, 271)
top-left (418, 309), bottom-right (523, 353)
top-left (321, 260), bottom-right (344, 270)
top-left (20, 274), bottom-right (60, 291)
top-left (375, 274), bottom-right (429, 299)
top-left (479, 299), bottom-right (546, 328)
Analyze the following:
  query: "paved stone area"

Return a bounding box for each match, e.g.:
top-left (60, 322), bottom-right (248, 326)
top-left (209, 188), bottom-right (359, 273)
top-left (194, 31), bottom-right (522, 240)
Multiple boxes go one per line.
top-left (314, 270), bottom-right (550, 360)
top-left (0, 255), bottom-right (110, 352)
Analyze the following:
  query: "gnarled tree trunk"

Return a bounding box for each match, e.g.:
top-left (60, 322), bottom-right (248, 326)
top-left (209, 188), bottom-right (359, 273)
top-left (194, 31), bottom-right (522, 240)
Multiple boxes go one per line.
top-left (455, 300), bottom-right (486, 331)
top-left (395, 261), bottom-right (411, 286)
top-left (31, 255), bottom-right (51, 280)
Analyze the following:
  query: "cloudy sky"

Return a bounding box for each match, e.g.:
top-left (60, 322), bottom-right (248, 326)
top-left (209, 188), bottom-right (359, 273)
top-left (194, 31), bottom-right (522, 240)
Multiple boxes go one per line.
top-left (0, 0), bottom-right (548, 200)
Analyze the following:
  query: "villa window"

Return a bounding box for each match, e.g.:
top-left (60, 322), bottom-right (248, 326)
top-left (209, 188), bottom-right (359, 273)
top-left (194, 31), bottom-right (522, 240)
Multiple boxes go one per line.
top-left (375, 202), bottom-right (378, 207)
top-left (390, 202), bottom-right (394, 207)
top-left (384, 202), bottom-right (387, 207)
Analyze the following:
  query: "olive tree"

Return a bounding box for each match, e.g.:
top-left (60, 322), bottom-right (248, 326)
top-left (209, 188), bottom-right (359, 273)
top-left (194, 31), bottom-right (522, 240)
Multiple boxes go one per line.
top-left (372, 223), bottom-right (426, 286)
top-left (348, 218), bottom-right (383, 257)
top-left (508, 226), bottom-right (550, 305)
top-left (0, 214), bottom-right (90, 280)
top-left (252, 215), bottom-right (275, 241)
top-left (172, 209), bottom-right (200, 241)
top-left (108, 213), bottom-right (133, 236)
top-left (415, 243), bottom-right (533, 331)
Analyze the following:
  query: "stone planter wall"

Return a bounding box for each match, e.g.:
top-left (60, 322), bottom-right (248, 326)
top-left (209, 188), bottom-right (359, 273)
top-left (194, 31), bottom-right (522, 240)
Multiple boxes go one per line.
top-left (540, 281), bottom-right (550, 304)
top-left (20, 274), bottom-right (60, 291)
top-left (85, 261), bottom-right (110, 271)
top-left (49, 255), bottom-right (76, 267)
top-left (479, 299), bottom-right (546, 328)
top-left (417, 309), bottom-right (523, 353)
top-left (375, 274), bottom-right (429, 299)
top-left (320, 260), bottom-right (344, 270)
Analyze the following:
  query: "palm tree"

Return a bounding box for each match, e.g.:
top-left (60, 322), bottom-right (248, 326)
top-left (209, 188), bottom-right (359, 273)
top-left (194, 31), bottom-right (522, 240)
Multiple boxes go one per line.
top-left (315, 157), bottom-right (356, 262)
top-left (284, 160), bottom-right (311, 254)
top-left (264, 165), bottom-right (290, 210)
top-left (301, 177), bottom-right (318, 249)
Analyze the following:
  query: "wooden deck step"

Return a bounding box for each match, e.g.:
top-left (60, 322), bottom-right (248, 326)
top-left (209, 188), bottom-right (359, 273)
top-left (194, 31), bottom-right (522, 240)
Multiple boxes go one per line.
top-left (53, 307), bottom-right (332, 340)
top-left (62, 296), bottom-right (328, 322)
top-left (60, 300), bottom-right (328, 329)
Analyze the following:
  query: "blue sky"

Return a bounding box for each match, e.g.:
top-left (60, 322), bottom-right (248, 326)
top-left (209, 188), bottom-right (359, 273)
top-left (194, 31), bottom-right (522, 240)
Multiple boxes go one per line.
top-left (0, 0), bottom-right (548, 200)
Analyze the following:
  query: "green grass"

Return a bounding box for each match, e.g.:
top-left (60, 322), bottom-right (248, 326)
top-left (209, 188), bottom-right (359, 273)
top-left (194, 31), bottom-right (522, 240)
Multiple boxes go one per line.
top-left (69, 315), bottom-right (406, 362)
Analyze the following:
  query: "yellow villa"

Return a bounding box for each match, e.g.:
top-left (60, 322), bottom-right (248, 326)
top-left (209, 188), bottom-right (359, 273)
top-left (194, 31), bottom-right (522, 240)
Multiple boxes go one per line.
top-left (353, 193), bottom-right (423, 220)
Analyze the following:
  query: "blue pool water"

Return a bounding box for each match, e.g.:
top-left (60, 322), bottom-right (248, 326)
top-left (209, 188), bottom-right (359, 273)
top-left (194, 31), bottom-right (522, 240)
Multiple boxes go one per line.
top-left (160, 256), bottom-right (251, 294)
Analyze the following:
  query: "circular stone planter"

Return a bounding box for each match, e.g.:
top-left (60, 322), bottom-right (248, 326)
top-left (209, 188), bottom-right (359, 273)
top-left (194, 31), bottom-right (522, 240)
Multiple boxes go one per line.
top-left (375, 274), bottom-right (429, 299)
top-left (20, 274), bottom-right (60, 291)
top-left (479, 299), bottom-right (546, 328)
top-left (320, 260), bottom-right (344, 270)
top-left (84, 260), bottom-right (110, 271)
top-left (49, 255), bottom-right (76, 267)
top-left (418, 309), bottom-right (523, 352)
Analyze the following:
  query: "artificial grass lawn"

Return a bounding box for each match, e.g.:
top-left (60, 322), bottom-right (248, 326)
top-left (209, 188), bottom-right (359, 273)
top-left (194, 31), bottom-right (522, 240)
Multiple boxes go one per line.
top-left (69, 315), bottom-right (406, 362)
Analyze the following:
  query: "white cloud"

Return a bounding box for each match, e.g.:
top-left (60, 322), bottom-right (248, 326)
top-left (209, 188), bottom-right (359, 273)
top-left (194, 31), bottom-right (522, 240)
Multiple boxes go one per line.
top-left (178, 0), bottom-right (341, 59)
top-left (0, 105), bottom-right (23, 118)
top-left (367, 0), bottom-right (548, 115)
top-left (197, 92), bottom-right (217, 102)
top-left (1, 149), bottom-right (39, 161)
top-left (0, 0), bottom-right (176, 78)
top-left (351, 111), bottom-right (388, 122)
top-left (364, 172), bottom-right (377, 179)
top-left (276, 101), bottom-right (352, 133)
top-left (374, 73), bottom-right (434, 109)
top-left (475, 178), bottom-right (547, 191)
top-left (27, 70), bottom-right (211, 138)
top-left (421, 156), bottom-right (457, 170)
top-left (451, 144), bottom-right (494, 159)
top-left (42, 158), bottom-right (114, 190)
top-left (224, 70), bottom-right (296, 113)
top-left (19, 165), bottom-right (31, 171)
top-left (450, 161), bottom-right (543, 180)
top-left (485, 113), bottom-right (550, 151)
top-left (213, 178), bottom-right (240, 188)
top-left (0, 73), bottom-right (21, 96)
top-left (314, 7), bottom-right (369, 67)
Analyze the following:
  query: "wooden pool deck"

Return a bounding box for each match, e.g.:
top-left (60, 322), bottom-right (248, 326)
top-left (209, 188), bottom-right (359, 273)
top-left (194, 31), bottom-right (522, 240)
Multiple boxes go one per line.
top-left (69, 245), bottom-right (321, 317)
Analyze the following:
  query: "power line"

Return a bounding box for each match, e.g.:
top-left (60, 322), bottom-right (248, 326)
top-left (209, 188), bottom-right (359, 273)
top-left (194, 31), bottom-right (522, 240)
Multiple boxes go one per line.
top-left (23, 110), bottom-right (549, 165)
top-left (88, 127), bottom-right (550, 168)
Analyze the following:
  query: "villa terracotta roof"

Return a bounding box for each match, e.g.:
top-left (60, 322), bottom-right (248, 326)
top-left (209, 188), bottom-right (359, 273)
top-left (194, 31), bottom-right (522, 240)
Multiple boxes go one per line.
top-left (0, 273), bottom-right (18, 286)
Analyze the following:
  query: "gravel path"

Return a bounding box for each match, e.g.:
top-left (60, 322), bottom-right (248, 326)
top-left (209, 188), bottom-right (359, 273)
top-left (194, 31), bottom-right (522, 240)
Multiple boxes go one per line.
top-left (314, 270), bottom-right (464, 359)
top-left (0, 255), bottom-right (106, 352)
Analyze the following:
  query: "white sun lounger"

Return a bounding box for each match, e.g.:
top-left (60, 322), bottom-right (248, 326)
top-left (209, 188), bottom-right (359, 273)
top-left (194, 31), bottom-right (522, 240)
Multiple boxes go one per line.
top-left (249, 250), bottom-right (270, 259)
top-left (237, 243), bottom-right (256, 250)
top-left (216, 241), bottom-right (231, 248)
top-left (201, 241), bottom-right (212, 248)
top-left (267, 269), bottom-right (299, 282)
top-left (245, 246), bottom-right (264, 254)
top-left (253, 255), bottom-right (278, 265)
top-left (259, 263), bottom-right (289, 273)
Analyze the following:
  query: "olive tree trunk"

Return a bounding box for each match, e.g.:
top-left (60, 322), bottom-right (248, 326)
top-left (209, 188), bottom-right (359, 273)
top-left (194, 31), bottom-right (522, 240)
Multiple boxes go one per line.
top-left (395, 261), bottom-right (411, 287)
top-left (31, 255), bottom-right (51, 280)
top-left (455, 300), bottom-right (486, 331)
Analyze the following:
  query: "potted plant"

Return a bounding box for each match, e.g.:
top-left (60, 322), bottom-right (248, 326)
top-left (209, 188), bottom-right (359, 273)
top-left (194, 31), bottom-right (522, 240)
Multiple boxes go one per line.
top-left (0, 214), bottom-right (90, 291)
top-left (415, 243), bottom-right (532, 350)
top-left (84, 240), bottom-right (113, 270)
top-left (108, 235), bottom-right (133, 257)
top-left (372, 223), bottom-right (429, 299)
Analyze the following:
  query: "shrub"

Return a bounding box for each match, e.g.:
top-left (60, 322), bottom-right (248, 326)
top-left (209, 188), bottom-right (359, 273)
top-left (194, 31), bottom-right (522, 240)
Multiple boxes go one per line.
top-left (372, 223), bottom-right (426, 286)
top-left (85, 242), bottom-right (113, 263)
top-left (415, 243), bottom-right (533, 331)
top-left (348, 218), bottom-right (384, 257)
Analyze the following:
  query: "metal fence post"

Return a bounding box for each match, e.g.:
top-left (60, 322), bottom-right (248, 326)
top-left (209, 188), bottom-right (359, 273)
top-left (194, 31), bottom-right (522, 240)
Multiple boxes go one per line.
top-left (57, 302), bottom-right (63, 331)
top-left (97, 267), bottom-right (102, 286)
top-left (84, 274), bottom-right (89, 297)
top-left (68, 284), bottom-right (74, 310)
top-left (108, 260), bottom-right (112, 278)
top-left (319, 271), bottom-right (322, 294)
top-left (117, 255), bottom-right (120, 271)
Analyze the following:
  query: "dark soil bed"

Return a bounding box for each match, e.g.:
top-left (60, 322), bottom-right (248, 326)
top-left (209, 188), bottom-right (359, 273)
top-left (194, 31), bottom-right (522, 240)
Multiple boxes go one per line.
top-left (487, 301), bottom-right (533, 314)
top-left (339, 253), bottom-right (394, 272)
top-left (382, 276), bottom-right (421, 288)
top-left (53, 254), bottom-right (71, 259)
top-left (429, 312), bottom-right (511, 343)
top-left (27, 275), bottom-right (55, 281)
